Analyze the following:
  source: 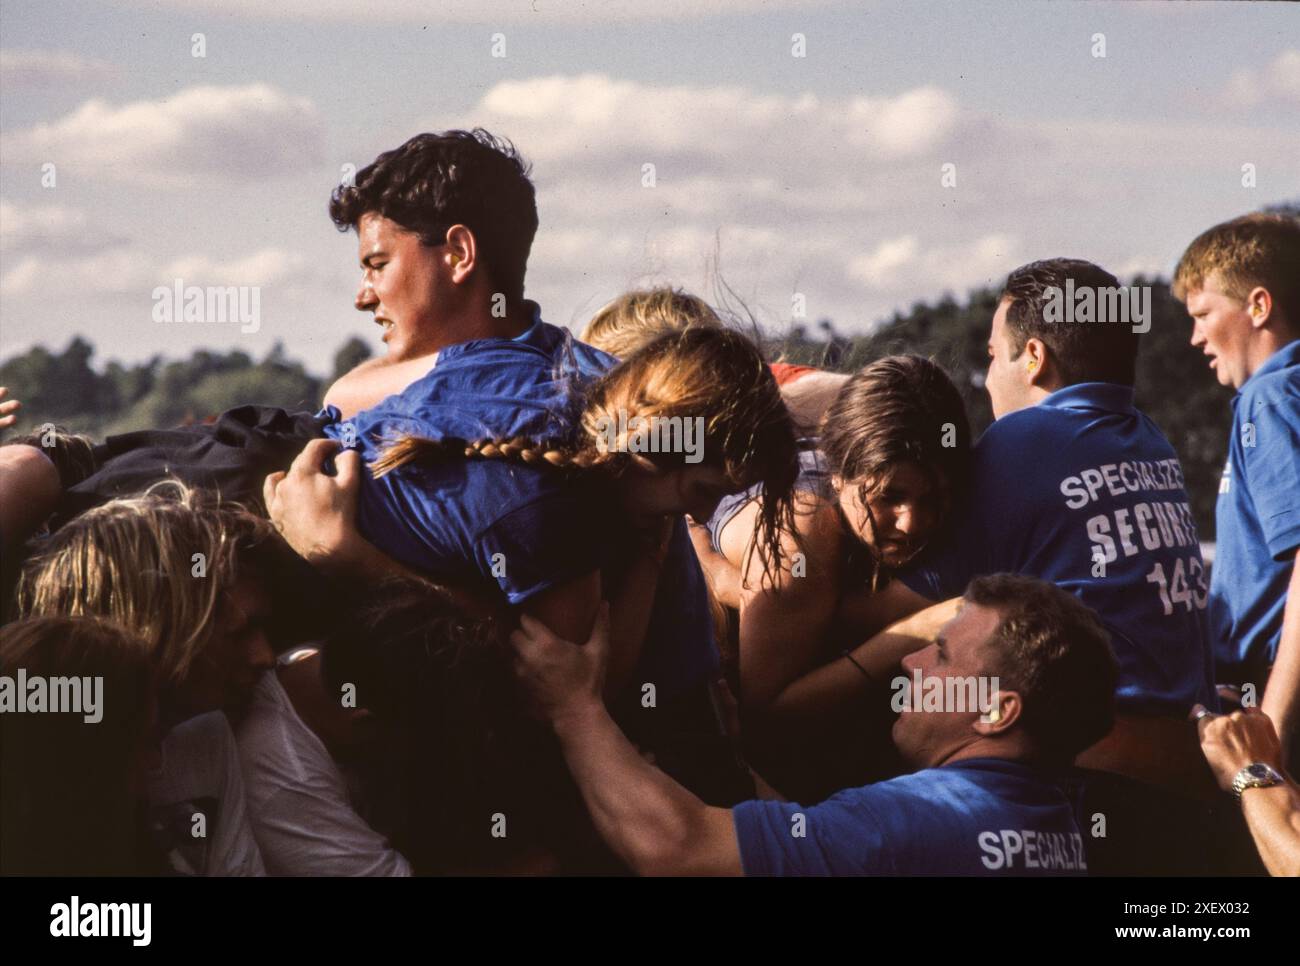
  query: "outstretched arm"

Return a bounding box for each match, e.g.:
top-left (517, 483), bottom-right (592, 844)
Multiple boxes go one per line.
top-left (263, 440), bottom-right (497, 619)
top-left (512, 604), bottom-right (743, 876)
top-left (264, 439), bottom-right (604, 645)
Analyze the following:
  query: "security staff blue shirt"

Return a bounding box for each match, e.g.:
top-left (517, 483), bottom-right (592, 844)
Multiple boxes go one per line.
top-left (899, 383), bottom-right (1215, 714)
top-left (322, 308), bottom-right (719, 698)
top-left (734, 758), bottom-right (1085, 875)
top-left (1211, 339), bottom-right (1300, 676)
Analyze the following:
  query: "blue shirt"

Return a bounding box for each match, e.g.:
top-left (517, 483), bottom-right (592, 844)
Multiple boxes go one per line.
top-left (899, 383), bottom-right (1215, 714)
top-left (734, 757), bottom-right (1085, 875)
top-left (707, 446), bottom-right (828, 554)
top-left (1210, 340), bottom-right (1300, 673)
top-left (323, 313), bottom-right (611, 604)
top-left (323, 309), bottom-right (719, 697)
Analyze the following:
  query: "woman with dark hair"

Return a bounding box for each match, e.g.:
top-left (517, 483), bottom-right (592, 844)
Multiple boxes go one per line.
top-left (693, 355), bottom-right (973, 800)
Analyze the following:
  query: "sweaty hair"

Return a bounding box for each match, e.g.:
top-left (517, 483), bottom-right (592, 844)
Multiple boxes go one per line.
top-left (1001, 258), bottom-right (1138, 386)
top-left (17, 480), bottom-right (272, 685)
top-left (580, 287), bottom-right (724, 359)
top-left (374, 326), bottom-right (801, 584)
top-left (1, 616), bottom-right (156, 874)
top-left (821, 355), bottom-right (971, 571)
top-left (329, 129), bottom-right (538, 302)
top-left (965, 573), bottom-right (1119, 764)
top-left (1173, 212), bottom-right (1300, 326)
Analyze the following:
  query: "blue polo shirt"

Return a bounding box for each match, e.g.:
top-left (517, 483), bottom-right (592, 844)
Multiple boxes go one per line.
top-left (323, 310), bottom-right (719, 698)
top-left (1211, 340), bottom-right (1300, 676)
top-left (322, 314), bottom-right (611, 604)
top-left (734, 757), bottom-right (1085, 875)
top-left (899, 383), bottom-right (1215, 714)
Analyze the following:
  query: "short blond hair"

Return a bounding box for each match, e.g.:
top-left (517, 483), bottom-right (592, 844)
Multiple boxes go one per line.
top-left (1173, 212), bottom-right (1300, 324)
top-left (580, 287), bottom-right (723, 359)
top-left (17, 480), bottom-right (272, 684)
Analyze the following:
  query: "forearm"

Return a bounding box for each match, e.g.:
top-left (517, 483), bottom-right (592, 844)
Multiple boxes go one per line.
top-left (834, 579), bottom-right (930, 639)
top-left (313, 533), bottom-right (498, 619)
top-left (1260, 558), bottom-right (1300, 747)
top-left (688, 524), bottom-right (742, 609)
top-left (1240, 783), bottom-right (1300, 877)
top-left (311, 530), bottom-right (416, 583)
top-left (552, 699), bottom-right (734, 876)
top-left (764, 597), bottom-right (958, 722)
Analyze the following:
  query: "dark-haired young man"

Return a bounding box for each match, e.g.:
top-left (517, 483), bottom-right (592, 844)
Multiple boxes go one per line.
top-left (1174, 213), bottom-right (1300, 769)
top-left (843, 258), bottom-right (1219, 874)
top-left (512, 573), bottom-right (1116, 876)
top-left (320, 130), bottom-right (585, 416)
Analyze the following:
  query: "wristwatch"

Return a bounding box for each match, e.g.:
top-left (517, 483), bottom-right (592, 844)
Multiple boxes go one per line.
top-left (1231, 762), bottom-right (1286, 802)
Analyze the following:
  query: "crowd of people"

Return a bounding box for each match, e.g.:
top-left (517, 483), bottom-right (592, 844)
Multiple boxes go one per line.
top-left (0, 129), bottom-right (1297, 876)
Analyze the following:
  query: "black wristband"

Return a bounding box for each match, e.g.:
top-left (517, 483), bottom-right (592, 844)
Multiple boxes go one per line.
top-left (843, 649), bottom-right (874, 684)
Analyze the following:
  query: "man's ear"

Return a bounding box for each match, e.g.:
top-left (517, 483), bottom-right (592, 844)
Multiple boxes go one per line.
top-left (1024, 338), bottom-right (1050, 387)
top-left (976, 689), bottom-right (1022, 734)
top-left (444, 224), bottom-right (477, 283)
top-left (1246, 286), bottom-right (1274, 331)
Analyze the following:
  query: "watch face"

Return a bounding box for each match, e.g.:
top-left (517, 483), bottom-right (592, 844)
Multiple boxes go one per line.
top-left (1248, 763), bottom-right (1271, 779)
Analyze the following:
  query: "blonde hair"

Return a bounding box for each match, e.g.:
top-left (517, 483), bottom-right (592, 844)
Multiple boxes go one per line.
top-left (1173, 212), bottom-right (1300, 322)
top-left (580, 287), bottom-right (724, 359)
top-left (17, 480), bottom-right (272, 685)
top-left (374, 327), bottom-right (801, 583)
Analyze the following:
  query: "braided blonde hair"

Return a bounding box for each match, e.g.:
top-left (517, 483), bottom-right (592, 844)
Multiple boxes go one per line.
top-left (373, 326), bottom-right (801, 583)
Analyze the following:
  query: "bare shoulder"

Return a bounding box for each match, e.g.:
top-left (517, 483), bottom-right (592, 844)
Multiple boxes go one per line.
top-left (324, 352), bottom-right (438, 417)
top-left (720, 489), bottom-right (839, 559)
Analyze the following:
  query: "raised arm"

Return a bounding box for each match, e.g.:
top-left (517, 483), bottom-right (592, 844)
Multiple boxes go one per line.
top-left (511, 604), bottom-right (743, 876)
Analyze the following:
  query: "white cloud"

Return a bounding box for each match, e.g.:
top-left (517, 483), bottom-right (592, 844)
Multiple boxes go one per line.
top-left (0, 199), bottom-right (128, 255)
top-left (0, 49), bottom-right (117, 88)
top-left (432, 74), bottom-right (1025, 324)
top-left (473, 74), bottom-right (960, 168)
top-left (1, 84), bottom-right (327, 186)
top-left (122, 0), bottom-right (837, 25)
top-left (846, 235), bottom-right (920, 287)
top-left (1224, 49), bottom-right (1300, 107)
top-left (847, 233), bottom-right (1020, 294)
top-left (1, 245), bottom-right (326, 298)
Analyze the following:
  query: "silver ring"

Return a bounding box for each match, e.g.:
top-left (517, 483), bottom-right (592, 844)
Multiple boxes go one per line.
top-left (1194, 707), bottom-right (1217, 721)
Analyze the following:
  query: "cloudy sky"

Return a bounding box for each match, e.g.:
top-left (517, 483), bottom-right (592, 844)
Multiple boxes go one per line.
top-left (1, 0), bottom-right (1297, 374)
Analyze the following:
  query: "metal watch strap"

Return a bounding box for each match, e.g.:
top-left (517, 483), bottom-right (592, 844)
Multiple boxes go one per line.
top-left (1231, 762), bottom-right (1284, 802)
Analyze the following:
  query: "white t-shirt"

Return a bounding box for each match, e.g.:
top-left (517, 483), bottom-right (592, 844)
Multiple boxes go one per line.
top-left (235, 669), bottom-right (411, 876)
top-left (148, 710), bottom-right (267, 876)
